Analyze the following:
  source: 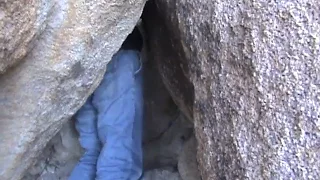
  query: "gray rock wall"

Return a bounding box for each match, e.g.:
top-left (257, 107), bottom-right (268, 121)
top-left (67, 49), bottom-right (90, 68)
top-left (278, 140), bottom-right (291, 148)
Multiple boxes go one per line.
top-left (0, 0), bottom-right (146, 179)
top-left (178, 136), bottom-right (201, 180)
top-left (143, 0), bottom-right (320, 179)
top-left (0, 0), bottom-right (46, 73)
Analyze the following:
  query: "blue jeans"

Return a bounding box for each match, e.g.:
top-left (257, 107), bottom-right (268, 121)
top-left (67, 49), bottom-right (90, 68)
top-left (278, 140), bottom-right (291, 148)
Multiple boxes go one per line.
top-left (69, 50), bottom-right (143, 180)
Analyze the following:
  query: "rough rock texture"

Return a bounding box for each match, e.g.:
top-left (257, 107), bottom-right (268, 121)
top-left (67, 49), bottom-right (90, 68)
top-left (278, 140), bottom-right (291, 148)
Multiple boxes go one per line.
top-left (0, 0), bottom-right (44, 73)
top-left (143, 0), bottom-right (320, 179)
top-left (144, 114), bottom-right (193, 170)
top-left (178, 136), bottom-right (201, 180)
top-left (143, 168), bottom-right (182, 180)
top-left (143, 51), bottom-right (180, 142)
top-left (0, 0), bottom-right (146, 179)
top-left (23, 120), bottom-right (82, 180)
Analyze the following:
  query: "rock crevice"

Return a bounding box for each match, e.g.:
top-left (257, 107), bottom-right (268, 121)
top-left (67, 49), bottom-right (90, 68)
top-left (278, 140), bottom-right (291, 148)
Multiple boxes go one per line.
top-left (1, 0), bottom-right (319, 179)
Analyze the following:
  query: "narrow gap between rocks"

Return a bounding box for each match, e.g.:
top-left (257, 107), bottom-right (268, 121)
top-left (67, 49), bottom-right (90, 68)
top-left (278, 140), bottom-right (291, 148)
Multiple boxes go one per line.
top-left (23, 1), bottom-right (198, 180)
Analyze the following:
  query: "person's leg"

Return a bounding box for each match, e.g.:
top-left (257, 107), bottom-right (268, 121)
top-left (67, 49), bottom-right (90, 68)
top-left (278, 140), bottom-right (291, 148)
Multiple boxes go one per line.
top-left (92, 50), bottom-right (143, 180)
top-left (69, 96), bottom-right (101, 180)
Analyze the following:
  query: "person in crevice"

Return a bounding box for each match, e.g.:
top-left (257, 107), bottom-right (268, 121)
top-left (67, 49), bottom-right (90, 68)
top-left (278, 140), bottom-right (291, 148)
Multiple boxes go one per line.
top-left (69, 26), bottom-right (144, 180)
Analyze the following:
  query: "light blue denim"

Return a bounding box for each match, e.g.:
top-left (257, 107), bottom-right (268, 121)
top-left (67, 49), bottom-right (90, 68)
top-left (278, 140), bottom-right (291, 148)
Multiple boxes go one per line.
top-left (69, 50), bottom-right (143, 180)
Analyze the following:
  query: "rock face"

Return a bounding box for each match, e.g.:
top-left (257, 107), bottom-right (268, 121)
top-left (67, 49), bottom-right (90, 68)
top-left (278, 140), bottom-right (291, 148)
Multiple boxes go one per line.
top-left (144, 114), bottom-right (193, 170)
top-left (178, 136), bottom-right (201, 180)
top-left (143, 0), bottom-right (320, 179)
top-left (23, 120), bottom-right (82, 180)
top-left (143, 168), bottom-right (182, 180)
top-left (0, 0), bottom-right (146, 179)
top-left (143, 51), bottom-right (180, 142)
top-left (0, 0), bottom-right (44, 73)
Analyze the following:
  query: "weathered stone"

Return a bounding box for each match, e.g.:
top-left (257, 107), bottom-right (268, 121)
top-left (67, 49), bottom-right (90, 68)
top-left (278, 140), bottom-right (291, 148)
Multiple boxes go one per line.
top-left (143, 0), bottom-right (320, 179)
top-left (24, 120), bottom-right (82, 180)
top-left (0, 0), bottom-right (46, 73)
top-left (178, 135), bottom-right (201, 180)
top-left (143, 52), bottom-right (179, 142)
top-left (143, 168), bottom-right (182, 180)
top-left (143, 114), bottom-right (193, 170)
top-left (0, 0), bottom-right (146, 179)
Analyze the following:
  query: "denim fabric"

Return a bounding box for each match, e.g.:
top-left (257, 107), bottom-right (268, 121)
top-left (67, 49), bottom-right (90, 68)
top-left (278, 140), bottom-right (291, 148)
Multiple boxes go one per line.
top-left (69, 96), bottom-right (101, 180)
top-left (69, 50), bottom-right (143, 180)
